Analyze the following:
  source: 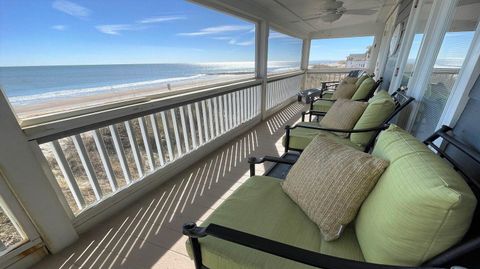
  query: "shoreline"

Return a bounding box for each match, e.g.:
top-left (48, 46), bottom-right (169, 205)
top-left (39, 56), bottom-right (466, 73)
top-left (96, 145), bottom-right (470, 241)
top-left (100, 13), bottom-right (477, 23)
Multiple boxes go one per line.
top-left (13, 74), bottom-right (253, 120)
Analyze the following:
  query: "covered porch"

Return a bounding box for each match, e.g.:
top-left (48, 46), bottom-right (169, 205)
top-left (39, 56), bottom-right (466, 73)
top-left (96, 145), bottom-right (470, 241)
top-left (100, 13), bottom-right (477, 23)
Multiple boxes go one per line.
top-left (0, 0), bottom-right (480, 268)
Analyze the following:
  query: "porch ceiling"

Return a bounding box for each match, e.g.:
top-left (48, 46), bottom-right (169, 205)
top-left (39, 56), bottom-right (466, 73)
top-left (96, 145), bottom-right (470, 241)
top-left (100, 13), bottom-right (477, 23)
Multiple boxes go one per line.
top-left (190, 0), bottom-right (397, 39)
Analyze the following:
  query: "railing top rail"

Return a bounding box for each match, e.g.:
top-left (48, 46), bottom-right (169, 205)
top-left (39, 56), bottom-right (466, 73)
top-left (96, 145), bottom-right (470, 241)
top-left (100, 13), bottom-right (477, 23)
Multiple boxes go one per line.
top-left (306, 67), bottom-right (364, 74)
top-left (24, 78), bottom-right (262, 144)
top-left (266, 70), bottom-right (305, 83)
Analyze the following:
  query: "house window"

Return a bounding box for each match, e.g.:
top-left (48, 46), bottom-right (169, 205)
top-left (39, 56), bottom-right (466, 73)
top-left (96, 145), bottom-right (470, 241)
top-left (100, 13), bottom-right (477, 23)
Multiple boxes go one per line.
top-left (267, 30), bottom-right (302, 74)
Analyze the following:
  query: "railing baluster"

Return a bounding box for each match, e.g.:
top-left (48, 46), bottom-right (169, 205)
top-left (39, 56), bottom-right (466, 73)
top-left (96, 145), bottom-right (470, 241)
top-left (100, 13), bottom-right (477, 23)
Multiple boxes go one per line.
top-left (228, 93), bottom-right (233, 129)
top-left (240, 90), bottom-right (244, 123)
top-left (72, 134), bottom-right (103, 200)
top-left (218, 96), bottom-right (225, 133)
top-left (207, 99), bottom-right (214, 138)
top-left (170, 108), bottom-right (182, 156)
top-left (187, 104), bottom-right (197, 149)
top-left (160, 111), bottom-right (174, 161)
top-left (109, 124), bottom-right (132, 184)
top-left (125, 120), bottom-right (144, 178)
top-left (150, 114), bottom-right (165, 166)
top-left (194, 102), bottom-right (204, 145)
top-left (138, 117), bottom-right (155, 171)
top-left (213, 97), bottom-right (220, 136)
top-left (92, 129), bottom-right (118, 192)
top-left (51, 140), bottom-right (86, 210)
top-left (179, 106), bottom-right (190, 152)
top-left (201, 100), bottom-right (209, 141)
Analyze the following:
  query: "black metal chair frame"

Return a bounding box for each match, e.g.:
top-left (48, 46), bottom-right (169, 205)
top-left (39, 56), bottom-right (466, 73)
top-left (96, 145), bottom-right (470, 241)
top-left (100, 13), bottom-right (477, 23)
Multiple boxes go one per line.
top-left (183, 125), bottom-right (480, 269)
top-left (284, 89), bottom-right (414, 154)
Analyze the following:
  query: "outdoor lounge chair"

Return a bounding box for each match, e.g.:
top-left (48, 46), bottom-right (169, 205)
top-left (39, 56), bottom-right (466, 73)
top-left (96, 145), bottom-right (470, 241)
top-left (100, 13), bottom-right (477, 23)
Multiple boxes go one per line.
top-left (183, 125), bottom-right (480, 269)
top-left (283, 89), bottom-right (414, 153)
top-left (309, 75), bottom-right (383, 117)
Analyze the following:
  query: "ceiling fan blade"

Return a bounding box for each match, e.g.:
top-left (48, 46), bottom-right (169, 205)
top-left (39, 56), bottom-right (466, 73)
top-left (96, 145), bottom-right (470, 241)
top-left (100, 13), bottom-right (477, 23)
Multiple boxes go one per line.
top-left (343, 9), bottom-right (378, 15)
top-left (317, 0), bottom-right (343, 10)
top-left (458, 0), bottom-right (480, 6)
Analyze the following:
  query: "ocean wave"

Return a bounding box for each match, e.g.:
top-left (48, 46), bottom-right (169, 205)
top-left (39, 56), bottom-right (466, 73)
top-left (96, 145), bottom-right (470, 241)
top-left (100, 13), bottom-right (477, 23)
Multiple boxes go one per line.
top-left (9, 74), bottom-right (210, 105)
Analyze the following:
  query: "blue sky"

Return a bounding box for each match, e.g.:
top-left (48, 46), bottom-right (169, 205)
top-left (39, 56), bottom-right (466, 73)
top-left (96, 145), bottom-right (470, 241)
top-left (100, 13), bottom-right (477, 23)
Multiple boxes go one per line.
top-left (309, 36), bottom-right (374, 62)
top-left (0, 0), bottom-right (302, 66)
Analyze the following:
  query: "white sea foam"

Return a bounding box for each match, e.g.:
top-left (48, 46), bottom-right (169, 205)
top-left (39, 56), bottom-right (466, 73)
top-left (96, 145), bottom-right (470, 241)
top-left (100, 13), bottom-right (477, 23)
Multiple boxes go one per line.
top-left (10, 74), bottom-right (207, 105)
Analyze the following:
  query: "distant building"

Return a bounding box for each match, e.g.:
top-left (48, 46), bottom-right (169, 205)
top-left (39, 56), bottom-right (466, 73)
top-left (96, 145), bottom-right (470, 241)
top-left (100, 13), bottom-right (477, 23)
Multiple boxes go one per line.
top-left (345, 46), bottom-right (371, 68)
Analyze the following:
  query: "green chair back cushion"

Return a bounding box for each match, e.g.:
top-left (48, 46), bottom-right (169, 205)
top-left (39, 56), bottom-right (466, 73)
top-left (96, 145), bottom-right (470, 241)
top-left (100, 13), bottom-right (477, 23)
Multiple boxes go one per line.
top-left (350, 90), bottom-right (395, 146)
top-left (351, 77), bottom-right (376, 101)
top-left (187, 176), bottom-right (365, 268)
top-left (355, 74), bottom-right (369, 88)
top-left (355, 125), bottom-right (477, 266)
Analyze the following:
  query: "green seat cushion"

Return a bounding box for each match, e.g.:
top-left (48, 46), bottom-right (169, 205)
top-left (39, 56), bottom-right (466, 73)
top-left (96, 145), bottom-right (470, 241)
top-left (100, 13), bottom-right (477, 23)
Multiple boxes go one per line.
top-left (187, 176), bottom-right (364, 269)
top-left (350, 90), bottom-right (395, 146)
top-left (312, 99), bottom-right (334, 112)
top-left (351, 77), bottom-right (376, 101)
top-left (355, 125), bottom-right (477, 266)
top-left (283, 122), bottom-right (364, 151)
top-left (355, 74), bottom-right (369, 88)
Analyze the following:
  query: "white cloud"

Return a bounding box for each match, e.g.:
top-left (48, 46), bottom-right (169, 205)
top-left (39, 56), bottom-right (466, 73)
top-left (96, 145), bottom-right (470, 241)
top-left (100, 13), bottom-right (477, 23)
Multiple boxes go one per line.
top-left (178, 25), bottom-right (252, 36)
top-left (269, 32), bottom-right (289, 39)
top-left (138, 16), bottom-right (186, 24)
top-left (51, 25), bottom-right (68, 31)
top-left (95, 24), bottom-right (141, 35)
top-left (228, 38), bottom-right (255, 46)
top-left (52, 0), bottom-right (90, 18)
top-left (212, 36), bottom-right (232, 40)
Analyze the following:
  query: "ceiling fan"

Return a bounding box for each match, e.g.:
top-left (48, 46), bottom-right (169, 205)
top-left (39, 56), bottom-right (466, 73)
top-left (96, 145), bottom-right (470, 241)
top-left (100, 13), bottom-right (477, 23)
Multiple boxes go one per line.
top-left (301, 0), bottom-right (378, 23)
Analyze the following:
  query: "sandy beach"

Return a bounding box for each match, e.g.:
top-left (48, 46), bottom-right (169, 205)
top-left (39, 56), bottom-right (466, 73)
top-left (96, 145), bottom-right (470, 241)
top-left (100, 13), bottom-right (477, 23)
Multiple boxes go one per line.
top-left (13, 73), bottom-right (253, 122)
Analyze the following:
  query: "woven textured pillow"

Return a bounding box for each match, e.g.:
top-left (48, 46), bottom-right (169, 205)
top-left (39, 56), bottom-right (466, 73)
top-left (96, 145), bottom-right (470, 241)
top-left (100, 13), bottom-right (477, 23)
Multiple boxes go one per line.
top-left (341, 77), bottom-right (358, 84)
top-left (282, 135), bottom-right (389, 241)
top-left (320, 99), bottom-right (367, 137)
top-left (332, 83), bottom-right (357, 99)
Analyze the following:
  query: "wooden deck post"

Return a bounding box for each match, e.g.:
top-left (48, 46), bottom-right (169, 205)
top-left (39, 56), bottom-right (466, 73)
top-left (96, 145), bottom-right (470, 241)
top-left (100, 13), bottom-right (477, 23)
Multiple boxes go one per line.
top-left (301, 37), bottom-right (311, 90)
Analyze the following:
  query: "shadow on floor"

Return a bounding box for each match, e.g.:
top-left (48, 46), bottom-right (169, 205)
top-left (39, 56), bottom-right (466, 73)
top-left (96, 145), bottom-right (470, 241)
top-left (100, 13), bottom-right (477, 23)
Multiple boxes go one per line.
top-left (30, 102), bottom-right (306, 269)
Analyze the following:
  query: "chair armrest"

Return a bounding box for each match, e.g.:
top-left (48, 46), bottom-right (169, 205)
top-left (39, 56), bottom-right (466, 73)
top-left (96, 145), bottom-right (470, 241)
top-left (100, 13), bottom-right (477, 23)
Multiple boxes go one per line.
top-left (302, 111), bottom-right (327, 122)
top-left (289, 123), bottom-right (389, 134)
top-left (248, 156), bottom-right (296, 176)
top-left (183, 223), bottom-right (443, 269)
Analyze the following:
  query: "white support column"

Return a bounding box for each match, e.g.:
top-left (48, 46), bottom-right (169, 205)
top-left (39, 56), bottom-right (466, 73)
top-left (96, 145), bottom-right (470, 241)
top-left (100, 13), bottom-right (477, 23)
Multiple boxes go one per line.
top-left (0, 90), bottom-right (78, 253)
top-left (367, 23), bottom-right (386, 75)
top-left (301, 37), bottom-right (311, 90)
top-left (256, 20), bottom-right (269, 120)
top-left (405, 0), bottom-right (458, 131)
top-left (388, 0), bottom-right (423, 93)
top-left (437, 21), bottom-right (480, 128)
top-left (374, 6), bottom-right (399, 79)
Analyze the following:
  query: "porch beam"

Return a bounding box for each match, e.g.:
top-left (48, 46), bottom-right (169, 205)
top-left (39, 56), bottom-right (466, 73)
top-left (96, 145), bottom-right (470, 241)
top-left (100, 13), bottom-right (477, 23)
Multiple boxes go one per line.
top-left (0, 90), bottom-right (78, 253)
top-left (405, 0), bottom-right (459, 131)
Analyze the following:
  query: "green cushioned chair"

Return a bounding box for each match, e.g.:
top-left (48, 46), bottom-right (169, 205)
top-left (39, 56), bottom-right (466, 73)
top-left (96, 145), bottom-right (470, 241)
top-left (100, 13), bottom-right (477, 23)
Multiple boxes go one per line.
top-left (284, 89), bottom-right (412, 153)
top-left (184, 125), bottom-right (479, 269)
top-left (310, 76), bottom-right (381, 113)
top-left (187, 176), bottom-right (364, 269)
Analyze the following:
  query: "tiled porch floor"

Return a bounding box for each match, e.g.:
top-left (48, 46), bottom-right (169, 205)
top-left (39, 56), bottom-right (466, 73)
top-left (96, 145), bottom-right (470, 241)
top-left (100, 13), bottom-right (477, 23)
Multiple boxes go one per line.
top-left (30, 102), bottom-right (306, 269)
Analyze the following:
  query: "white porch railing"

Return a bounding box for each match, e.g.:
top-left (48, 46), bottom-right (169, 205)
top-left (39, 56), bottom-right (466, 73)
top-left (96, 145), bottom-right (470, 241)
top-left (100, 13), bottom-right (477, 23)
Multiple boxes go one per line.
top-left (266, 73), bottom-right (303, 110)
top-left (21, 72), bottom-right (303, 221)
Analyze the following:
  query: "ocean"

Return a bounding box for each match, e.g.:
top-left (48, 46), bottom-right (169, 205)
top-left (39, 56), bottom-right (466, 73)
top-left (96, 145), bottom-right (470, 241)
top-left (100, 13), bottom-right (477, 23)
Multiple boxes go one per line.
top-left (0, 61), bottom-right (300, 106)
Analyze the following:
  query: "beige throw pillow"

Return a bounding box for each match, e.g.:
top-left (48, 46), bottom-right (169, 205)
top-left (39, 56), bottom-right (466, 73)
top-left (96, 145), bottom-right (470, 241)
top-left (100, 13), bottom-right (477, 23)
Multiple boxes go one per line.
top-left (332, 83), bottom-right (357, 99)
top-left (282, 136), bottom-right (389, 241)
top-left (320, 99), bottom-right (367, 137)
